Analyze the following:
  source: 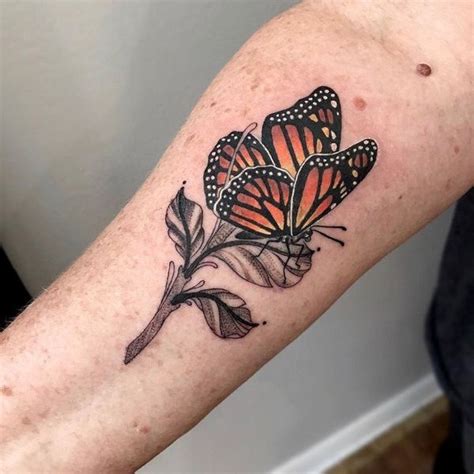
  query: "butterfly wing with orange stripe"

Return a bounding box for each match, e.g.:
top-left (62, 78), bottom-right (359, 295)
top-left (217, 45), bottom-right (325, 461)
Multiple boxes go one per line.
top-left (261, 87), bottom-right (342, 177)
top-left (214, 166), bottom-right (293, 238)
top-left (204, 132), bottom-right (274, 209)
top-left (291, 139), bottom-right (378, 236)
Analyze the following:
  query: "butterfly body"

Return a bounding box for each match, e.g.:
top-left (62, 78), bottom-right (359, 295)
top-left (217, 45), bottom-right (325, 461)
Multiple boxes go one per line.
top-left (204, 87), bottom-right (378, 242)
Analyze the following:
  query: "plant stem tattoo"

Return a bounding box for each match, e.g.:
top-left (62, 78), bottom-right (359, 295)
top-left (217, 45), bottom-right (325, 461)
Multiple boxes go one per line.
top-left (124, 86), bottom-right (378, 364)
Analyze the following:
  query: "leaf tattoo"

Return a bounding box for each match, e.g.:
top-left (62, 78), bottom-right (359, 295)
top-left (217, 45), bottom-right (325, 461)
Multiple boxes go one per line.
top-left (165, 187), bottom-right (205, 268)
top-left (211, 240), bottom-right (313, 288)
top-left (174, 289), bottom-right (257, 338)
top-left (124, 87), bottom-right (378, 364)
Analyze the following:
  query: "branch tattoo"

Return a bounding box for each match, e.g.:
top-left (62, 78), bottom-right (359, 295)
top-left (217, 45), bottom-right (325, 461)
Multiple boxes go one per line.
top-left (124, 87), bottom-right (378, 364)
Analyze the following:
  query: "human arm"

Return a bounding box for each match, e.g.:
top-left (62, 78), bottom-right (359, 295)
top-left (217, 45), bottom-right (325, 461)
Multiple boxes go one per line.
top-left (1, 0), bottom-right (473, 471)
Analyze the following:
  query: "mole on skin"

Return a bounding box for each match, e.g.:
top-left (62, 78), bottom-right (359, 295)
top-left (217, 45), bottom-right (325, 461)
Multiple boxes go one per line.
top-left (353, 96), bottom-right (366, 111)
top-left (416, 63), bottom-right (432, 76)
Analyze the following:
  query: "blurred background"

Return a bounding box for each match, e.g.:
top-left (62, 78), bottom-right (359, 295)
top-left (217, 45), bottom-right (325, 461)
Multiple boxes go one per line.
top-left (1, 1), bottom-right (452, 472)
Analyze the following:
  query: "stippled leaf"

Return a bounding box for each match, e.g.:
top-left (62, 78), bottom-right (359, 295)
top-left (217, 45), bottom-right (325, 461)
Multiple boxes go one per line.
top-left (165, 188), bottom-right (205, 266)
top-left (211, 239), bottom-right (313, 288)
top-left (175, 289), bottom-right (257, 338)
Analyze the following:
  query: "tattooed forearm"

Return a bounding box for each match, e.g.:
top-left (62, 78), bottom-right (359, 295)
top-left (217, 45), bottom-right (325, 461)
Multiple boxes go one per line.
top-left (124, 86), bottom-right (378, 364)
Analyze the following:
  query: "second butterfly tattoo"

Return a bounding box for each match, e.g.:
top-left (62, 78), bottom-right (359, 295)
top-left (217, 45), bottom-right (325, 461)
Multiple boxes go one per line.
top-left (124, 86), bottom-right (378, 364)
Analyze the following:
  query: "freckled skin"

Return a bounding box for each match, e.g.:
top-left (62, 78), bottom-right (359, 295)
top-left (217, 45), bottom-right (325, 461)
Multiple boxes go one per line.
top-left (184, 133), bottom-right (195, 146)
top-left (1, 2), bottom-right (473, 472)
top-left (353, 96), bottom-right (367, 110)
top-left (1, 386), bottom-right (13, 396)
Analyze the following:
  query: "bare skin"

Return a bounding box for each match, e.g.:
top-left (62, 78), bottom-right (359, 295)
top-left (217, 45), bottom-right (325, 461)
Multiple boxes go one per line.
top-left (1, 1), bottom-right (473, 471)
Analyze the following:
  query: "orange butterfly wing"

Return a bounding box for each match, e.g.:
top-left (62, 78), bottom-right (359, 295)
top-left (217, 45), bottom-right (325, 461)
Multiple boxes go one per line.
top-left (204, 132), bottom-right (273, 209)
top-left (262, 87), bottom-right (342, 177)
top-left (291, 139), bottom-right (378, 235)
top-left (215, 166), bottom-right (294, 238)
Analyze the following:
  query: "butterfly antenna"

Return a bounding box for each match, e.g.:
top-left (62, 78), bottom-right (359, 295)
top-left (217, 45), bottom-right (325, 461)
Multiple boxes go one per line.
top-left (312, 224), bottom-right (347, 231)
top-left (223, 122), bottom-right (258, 188)
top-left (313, 229), bottom-right (345, 246)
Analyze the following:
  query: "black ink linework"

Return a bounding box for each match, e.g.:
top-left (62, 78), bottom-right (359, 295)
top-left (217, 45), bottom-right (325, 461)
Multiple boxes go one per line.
top-left (124, 86), bottom-right (378, 364)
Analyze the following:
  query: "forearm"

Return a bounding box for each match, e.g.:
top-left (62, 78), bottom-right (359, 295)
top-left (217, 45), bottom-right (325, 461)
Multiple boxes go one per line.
top-left (1, 1), bottom-right (472, 471)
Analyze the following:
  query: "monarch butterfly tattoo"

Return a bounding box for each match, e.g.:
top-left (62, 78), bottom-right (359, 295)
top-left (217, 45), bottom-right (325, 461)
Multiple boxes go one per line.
top-left (124, 86), bottom-right (378, 364)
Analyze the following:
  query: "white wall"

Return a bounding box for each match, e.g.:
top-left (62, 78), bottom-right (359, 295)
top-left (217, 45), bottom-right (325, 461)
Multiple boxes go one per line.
top-left (1, 2), bottom-right (451, 472)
